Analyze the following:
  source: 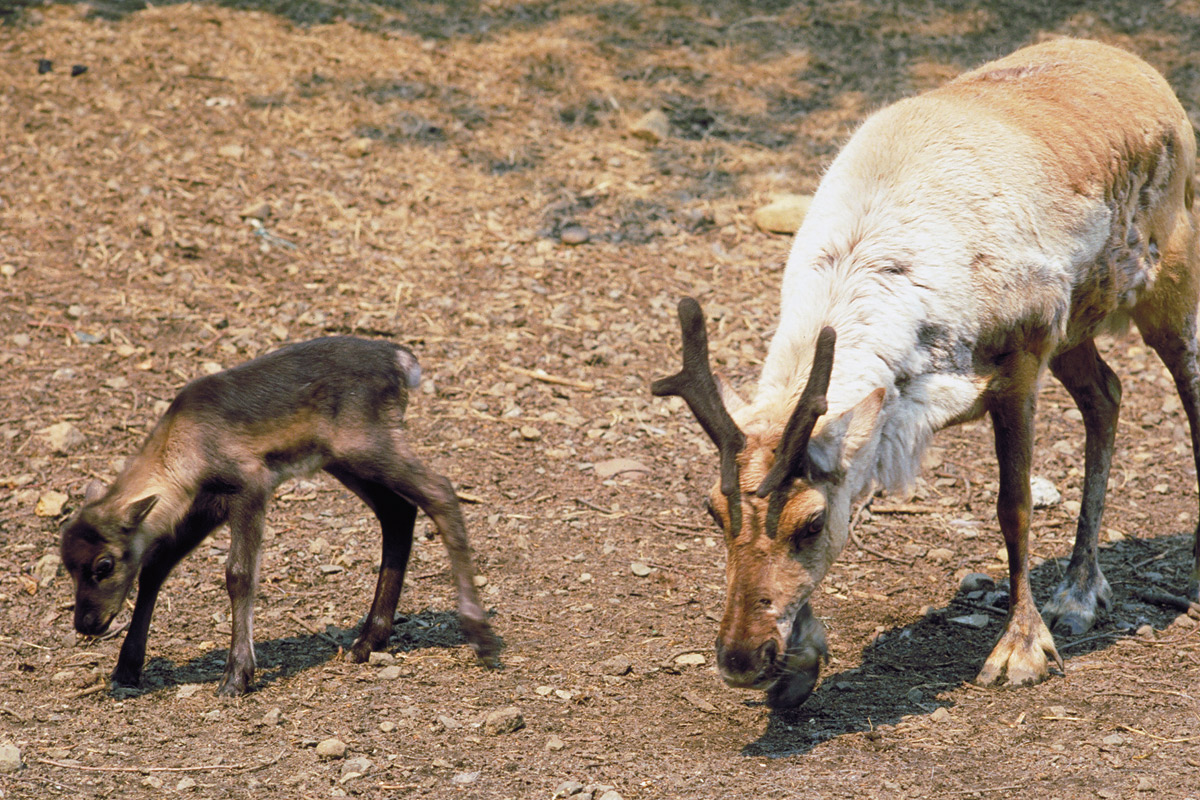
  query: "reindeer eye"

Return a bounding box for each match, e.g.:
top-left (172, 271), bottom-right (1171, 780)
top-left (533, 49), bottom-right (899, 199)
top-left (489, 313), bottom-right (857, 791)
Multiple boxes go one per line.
top-left (797, 510), bottom-right (826, 540)
top-left (93, 556), bottom-right (114, 580)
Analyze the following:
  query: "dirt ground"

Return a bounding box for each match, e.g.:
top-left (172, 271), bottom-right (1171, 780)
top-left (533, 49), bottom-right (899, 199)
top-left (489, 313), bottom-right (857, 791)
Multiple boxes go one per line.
top-left (3, 1), bottom-right (1200, 798)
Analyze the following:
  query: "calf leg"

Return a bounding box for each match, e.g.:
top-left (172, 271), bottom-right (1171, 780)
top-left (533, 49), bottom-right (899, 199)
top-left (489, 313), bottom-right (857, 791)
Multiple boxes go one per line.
top-left (329, 470), bottom-right (417, 662)
top-left (1042, 339), bottom-right (1118, 634)
top-left (337, 435), bottom-right (500, 665)
top-left (218, 492), bottom-right (267, 696)
top-left (977, 363), bottom-right (1063, 687)
top-left (113, 501), bottom-right (226, 688)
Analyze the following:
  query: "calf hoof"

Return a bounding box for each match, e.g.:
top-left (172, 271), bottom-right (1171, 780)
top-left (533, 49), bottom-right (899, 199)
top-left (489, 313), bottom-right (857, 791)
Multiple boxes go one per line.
top-left (461, 616), bottom-right (501, 668)
top-left (110, 666), bottom-right (142, 690)
top-left (347, 637), bottom-right (379, 664)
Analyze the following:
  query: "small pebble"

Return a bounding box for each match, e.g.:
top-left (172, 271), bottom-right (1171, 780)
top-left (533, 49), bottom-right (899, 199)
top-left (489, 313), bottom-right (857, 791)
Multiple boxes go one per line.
top-left (483, 706), bottom-right (525, 735)
top-left (545, 734), bottom-right (566, 751)
top-left (960, 573), bottom-right (995, 593)
top-left (554, 780), bottom-right (585, 798)
top-left (315, 738), bottom-right (347, 759)
top-left (630, 562), bottom-right (652, 577)
top-left (559, 225), bottom-right (589, 245)
top-left (629, 109), bottom-right (670, 142)
top-left (597, 655), bottom-right (632, 676)
top-left (0, 742), bottom-right (21, 772)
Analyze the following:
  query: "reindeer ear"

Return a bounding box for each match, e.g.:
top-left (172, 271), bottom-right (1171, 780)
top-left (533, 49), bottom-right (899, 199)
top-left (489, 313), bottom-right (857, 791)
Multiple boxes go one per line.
top-left (807, 388), bottom-right (885, 476)
top-left (83, 480), bottom-right (107, 504)
top-left (714, 373), bottom-right (747, 415)
top-left (122, 495), bottom-right (159, 531)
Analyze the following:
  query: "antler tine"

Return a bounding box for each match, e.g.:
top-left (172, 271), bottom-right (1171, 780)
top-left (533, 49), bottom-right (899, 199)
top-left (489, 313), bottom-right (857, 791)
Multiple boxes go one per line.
top-left (755, 326), bottom-right (837, 499)
top-left (651, 297), bottom-right (746, 498)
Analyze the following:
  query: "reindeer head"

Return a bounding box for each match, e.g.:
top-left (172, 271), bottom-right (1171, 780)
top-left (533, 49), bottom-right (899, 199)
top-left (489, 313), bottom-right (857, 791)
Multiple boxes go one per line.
top-left (654, 298), bottom-right (882, 708)
top-left (60, 481), bottom-right (158, 636)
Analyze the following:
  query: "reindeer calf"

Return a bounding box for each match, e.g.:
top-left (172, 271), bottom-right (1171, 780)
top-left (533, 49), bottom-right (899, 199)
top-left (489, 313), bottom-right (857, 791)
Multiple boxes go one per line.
top-left (61, 336), bottom-right (499, 696)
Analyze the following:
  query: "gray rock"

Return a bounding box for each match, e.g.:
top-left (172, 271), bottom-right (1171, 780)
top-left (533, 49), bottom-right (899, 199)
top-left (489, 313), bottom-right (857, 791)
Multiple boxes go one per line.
top-left (1030, 476), bottom-right (1061, 508)
top-left (960, 572), bottom-right (995, 593)
top-left (315, 738), bottom-right (347, 759)
top-left (948, 614), bottom-right (991, 629)
top-left (451, 771), bottom-right (480, 785)
top-left (0, 741), bottom-right (21, 772)
top-left (483, 706), bottom-right (525, 735)
top-left (559, 226), bottom-right (589, 246)
top-left (593, 458), bottom-right (651, 479)
top-left (554, 780), bottom-right (585, 798)
top-left (341, 756), bottom-right (373, 778)
top-left (752, 194), bottom-right (812, 234)
top-left (596, 655), bottom-right (632, 676)
top-left (40, 421), bottom-right (85, 454)
top-left (629, 109), bottom-right (669, 142)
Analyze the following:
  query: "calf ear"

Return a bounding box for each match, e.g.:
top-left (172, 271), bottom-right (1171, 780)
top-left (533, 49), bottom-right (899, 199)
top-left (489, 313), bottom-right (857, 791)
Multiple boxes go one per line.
top-left (122, 495), bottom-right (159, 531)
top-left (84, 480), bottom-right (107, 503)
top-left (807, 388), bottom-right (885, 476)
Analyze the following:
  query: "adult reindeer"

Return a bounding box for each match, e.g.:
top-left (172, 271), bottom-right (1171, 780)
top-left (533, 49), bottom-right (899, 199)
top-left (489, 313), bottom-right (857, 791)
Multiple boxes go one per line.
top-left (654, 38), bottom-right (1200, 709)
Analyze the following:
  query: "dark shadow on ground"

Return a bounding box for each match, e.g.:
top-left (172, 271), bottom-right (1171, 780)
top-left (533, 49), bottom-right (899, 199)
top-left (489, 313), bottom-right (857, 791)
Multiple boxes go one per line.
top-left (743, 530), bottom-right (1196, 757)
top-left (114, 607), bottom-right (481, 696)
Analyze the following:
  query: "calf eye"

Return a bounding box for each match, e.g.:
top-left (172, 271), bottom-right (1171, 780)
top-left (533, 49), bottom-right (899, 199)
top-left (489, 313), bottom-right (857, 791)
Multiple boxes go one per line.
top-left (93, 555), bottom-right (114, 580)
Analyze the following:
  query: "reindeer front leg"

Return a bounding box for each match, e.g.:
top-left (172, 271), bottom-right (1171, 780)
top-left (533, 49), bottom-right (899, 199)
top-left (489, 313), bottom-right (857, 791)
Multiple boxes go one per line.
top-left (977, 368), bottom-right (1062, 687)
top-left (219, 493), bottom-right (266, 696)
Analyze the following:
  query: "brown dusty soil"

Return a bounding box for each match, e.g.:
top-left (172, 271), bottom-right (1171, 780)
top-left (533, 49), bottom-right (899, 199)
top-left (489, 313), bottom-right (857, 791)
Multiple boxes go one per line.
top-left (3, 2), bottom-right (1200, 799)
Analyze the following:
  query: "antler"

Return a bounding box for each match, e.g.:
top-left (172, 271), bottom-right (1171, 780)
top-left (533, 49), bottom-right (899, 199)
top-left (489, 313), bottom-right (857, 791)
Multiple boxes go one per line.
top-left (755, 326), bottom-right (837, 499)
top-left (652, 298), bottom-right (747, 503)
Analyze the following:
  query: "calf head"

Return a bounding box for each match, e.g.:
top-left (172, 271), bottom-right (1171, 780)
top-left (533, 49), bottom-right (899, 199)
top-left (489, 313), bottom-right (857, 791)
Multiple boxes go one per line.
top-left (60, 481), bottom-right (158, 636)
top-left (654, 298), bottom-right (882, 708)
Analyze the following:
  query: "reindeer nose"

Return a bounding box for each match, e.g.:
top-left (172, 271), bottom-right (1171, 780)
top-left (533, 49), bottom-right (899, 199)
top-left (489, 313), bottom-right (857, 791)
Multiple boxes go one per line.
top-left (757, 639), bottom-right (778, 667)
top-left (717, 637), bottom-right (779, 688)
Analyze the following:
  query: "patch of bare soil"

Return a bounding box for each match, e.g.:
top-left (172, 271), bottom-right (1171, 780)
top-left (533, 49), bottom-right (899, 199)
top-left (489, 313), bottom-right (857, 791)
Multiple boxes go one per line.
top-left (3, 2), bottom-right (1200, 798)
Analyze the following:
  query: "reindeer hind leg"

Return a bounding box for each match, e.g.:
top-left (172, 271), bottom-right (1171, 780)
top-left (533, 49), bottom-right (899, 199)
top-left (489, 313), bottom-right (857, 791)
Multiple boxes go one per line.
top-left (1043, 339), bottom-right (1118, 635)
top-left (1136, 314), bottom-right (1200, 603)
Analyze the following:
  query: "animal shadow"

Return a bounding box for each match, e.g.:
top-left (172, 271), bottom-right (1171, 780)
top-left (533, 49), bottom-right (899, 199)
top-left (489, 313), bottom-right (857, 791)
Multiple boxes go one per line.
top-left (744, 531), bottom-right (1195, 757)
top-left (117, 608), bottom-right (478, 697)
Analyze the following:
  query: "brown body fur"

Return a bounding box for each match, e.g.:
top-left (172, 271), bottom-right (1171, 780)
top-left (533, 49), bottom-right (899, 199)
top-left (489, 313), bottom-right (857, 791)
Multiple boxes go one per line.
top-left (60, 336), bottom-right (499, 696)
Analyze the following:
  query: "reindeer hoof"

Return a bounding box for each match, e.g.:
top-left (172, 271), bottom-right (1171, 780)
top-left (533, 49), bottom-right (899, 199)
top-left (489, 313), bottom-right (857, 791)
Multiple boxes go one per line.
top-left (1048, 611), bottom-right (1090, 637)
top-left (766, 662), bottom-right (820, 709)
top-left (976, 615), bottom-right (1062, 687)
top-left (1043, 570), bottom-right (1111, 637)
top-left (217, 670), bottom-right (253, 697)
